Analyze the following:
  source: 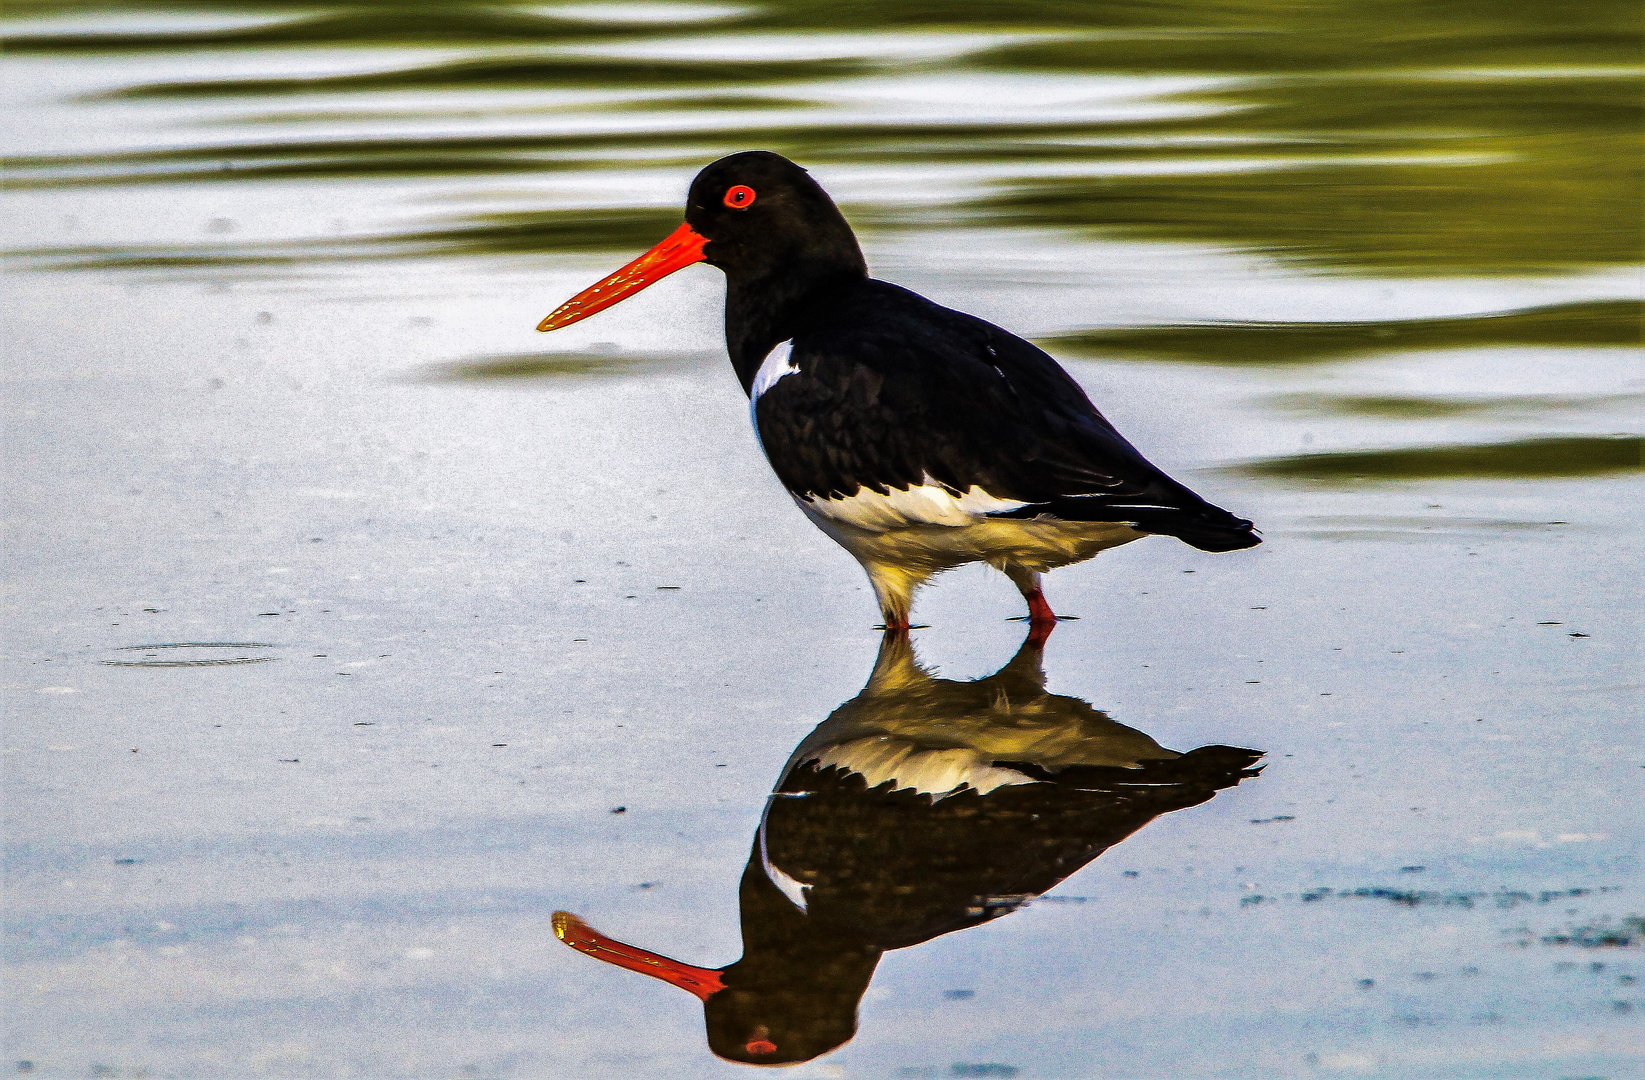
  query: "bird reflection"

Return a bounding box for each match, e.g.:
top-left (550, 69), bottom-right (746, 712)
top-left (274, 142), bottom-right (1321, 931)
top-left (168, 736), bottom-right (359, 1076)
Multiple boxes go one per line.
top-left (555, 627), bottom-right (1262, 1065)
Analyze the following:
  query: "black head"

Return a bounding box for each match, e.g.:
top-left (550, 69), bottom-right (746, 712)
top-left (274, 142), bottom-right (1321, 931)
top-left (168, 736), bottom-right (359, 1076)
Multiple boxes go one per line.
top-left (702, 972), bottom-right (867, 1066)
top-left (684, 151), bottom-right (867, 285)
top-left (536, 151), bottom-right (868, 386)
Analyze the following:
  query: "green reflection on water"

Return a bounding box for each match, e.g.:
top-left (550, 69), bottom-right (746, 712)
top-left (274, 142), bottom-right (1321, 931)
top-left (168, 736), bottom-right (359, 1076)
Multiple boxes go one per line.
top-left (3, 0), bottom-right (1640, 280)
top-left (98, 55), bottom-right (877, 99)
top-left (971, 143), bottom-right (1640, 276)
top-left (7, 120), bottom-right (1288, 187)
top-left (225, 96), bottom-right (820, 127)
top-left (6, 1), bottom-right (1639, 278)
top-left (2, 6), bottom-right (672, 51)
top-left (1266, 392), bottom-right (1645, 419)
top-left (417, 351), bottom-right (702, 382)
top-left (1043, 301), bottom-right (1644, 365)
top-left (1234, 435), bottom-right (1644, 482)
top-left (386, 207), bottom-right (685, 256)
top-left (13, 205), bottom-right (920, 270)
top-left (9, 0), bottom-right (1636, 49)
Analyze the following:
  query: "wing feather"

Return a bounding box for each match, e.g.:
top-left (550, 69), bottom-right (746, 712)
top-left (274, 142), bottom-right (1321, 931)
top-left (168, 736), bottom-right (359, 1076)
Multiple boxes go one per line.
top-left (754, 282), bottom-right (1258, 551)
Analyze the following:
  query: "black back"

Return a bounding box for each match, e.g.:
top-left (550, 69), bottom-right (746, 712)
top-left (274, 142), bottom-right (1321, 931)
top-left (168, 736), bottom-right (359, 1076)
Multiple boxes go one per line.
top-left (678, 151), bottom-right (1258, 552)
top-left (755, 280), bottom-right (1260, 550)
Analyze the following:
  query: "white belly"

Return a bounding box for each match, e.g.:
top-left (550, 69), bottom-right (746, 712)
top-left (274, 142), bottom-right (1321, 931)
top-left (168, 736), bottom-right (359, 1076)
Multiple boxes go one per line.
top-left (802, 476), bottom-right (1029, 530)
top-left (799, 501), bottom-right (1144, 576)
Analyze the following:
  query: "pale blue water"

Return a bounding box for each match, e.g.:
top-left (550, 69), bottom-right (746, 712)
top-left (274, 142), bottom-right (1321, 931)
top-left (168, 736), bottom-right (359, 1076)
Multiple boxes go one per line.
top-left (2, 3), bottom-right (1640, 1077)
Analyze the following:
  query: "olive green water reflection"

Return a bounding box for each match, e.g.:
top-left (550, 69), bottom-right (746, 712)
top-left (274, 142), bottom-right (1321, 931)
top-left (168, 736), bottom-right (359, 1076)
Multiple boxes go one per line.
top-left (7, 0), bottom-right (1641, 277)
top-left (1042, 301), bottom-right (1645, 365)
top-left (418, 349), bottom-right (714, 382)
top-left (1232, 434), bottom-right (1644, 483)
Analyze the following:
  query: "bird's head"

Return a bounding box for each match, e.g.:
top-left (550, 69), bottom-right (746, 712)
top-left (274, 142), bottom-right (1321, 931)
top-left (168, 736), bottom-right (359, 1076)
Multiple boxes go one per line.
top-left (551, 909), bottom-right (872, 1066)
top-left (537, 151), bottom-right (864, 333)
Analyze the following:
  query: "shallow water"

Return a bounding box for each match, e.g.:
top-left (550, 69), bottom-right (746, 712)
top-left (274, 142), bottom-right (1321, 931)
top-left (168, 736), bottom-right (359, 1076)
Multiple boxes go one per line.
top-left (2, 2), bottom-right (1641, 1077)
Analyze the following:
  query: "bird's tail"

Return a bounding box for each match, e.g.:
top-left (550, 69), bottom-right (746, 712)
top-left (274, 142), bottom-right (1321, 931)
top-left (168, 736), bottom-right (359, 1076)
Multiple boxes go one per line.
top-left (1138, 503), bottom-right (1261, 552)
top-left (988, 486), bottom-right (1261, 551)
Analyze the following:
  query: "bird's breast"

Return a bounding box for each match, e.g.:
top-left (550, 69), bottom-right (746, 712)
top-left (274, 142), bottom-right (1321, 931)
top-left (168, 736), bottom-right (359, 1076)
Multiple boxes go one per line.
top-left (750, 340), bottom-right (1029, 530)
top-left (801, 480), bottom-right (1027, 530)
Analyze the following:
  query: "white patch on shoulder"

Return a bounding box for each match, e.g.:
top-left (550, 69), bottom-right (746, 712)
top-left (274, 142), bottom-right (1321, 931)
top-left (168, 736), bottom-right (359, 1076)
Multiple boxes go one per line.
top-left (750, 338), bottom-right (798, 401)
top-left (757, 803), bottom-right (811, 911)
top-left (804, 474), bottom-right (1029, 530)
top-left (808, 736), bottom-right (1038, 799)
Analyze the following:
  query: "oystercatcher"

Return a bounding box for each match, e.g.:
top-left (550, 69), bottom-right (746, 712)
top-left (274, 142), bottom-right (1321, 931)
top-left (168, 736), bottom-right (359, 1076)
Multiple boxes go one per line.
top-left (554, 626), bottom-right (1263, 1064)
top-left (539, 151), bottom-right (1259, 628)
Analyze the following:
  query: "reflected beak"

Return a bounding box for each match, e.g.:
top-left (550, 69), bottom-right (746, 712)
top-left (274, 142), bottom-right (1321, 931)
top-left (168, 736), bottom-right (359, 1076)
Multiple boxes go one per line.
top-left (537, 222), bottom-right (709, 332)
top-left (552, 910), bottom-right (726, 1001)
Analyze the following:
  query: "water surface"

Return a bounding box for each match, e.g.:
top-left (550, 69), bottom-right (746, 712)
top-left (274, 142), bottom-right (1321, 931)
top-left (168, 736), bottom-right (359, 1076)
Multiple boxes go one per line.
top-left (2, 2), bottom-right (1640, 1077)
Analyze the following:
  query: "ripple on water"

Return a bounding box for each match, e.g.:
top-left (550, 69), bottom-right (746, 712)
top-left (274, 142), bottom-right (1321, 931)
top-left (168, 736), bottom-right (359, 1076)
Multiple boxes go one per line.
top-left (102, 642), bottom-right (279, 667)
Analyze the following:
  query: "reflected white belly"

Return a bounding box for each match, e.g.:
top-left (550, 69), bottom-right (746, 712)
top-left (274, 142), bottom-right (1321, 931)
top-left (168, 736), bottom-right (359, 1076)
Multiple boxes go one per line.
top-left (809, 736), bottom-right (1038, 798)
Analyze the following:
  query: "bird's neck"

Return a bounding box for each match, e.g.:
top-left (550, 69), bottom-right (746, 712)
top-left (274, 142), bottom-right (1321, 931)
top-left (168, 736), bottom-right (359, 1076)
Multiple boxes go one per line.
top-left (725, 262), bottom-right (864, 395)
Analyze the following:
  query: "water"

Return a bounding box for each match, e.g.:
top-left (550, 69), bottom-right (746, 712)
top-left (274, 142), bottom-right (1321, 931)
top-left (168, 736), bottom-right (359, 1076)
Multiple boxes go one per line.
top-left (2, 2), bottom-right (1640, 1077)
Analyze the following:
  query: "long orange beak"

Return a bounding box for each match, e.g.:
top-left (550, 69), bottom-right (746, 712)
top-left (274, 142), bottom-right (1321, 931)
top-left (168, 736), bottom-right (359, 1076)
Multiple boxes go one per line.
top-left (536, 222), bottom-right (709, 332)
top-left (552, 911), bottom-right (726, 1001)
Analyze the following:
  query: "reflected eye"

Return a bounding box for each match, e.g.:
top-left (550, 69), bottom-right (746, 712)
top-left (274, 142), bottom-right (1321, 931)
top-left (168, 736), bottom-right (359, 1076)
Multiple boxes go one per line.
top-left (723, 185), bottom-right (756, 209)
top-left (745, 1039), bottom-right (777, 1056)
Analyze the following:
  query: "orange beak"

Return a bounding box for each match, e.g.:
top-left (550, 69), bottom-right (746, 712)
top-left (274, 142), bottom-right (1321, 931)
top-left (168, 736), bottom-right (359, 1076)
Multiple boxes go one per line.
top-left (537, 222), bottom-right (709, 332)
top-left (552, 911), bottom-right (726, 1001)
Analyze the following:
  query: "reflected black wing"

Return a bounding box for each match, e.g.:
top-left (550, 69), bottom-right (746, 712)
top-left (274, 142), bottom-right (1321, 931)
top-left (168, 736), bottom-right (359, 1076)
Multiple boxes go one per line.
top-left (755, 280), bottom-right (1259, 551)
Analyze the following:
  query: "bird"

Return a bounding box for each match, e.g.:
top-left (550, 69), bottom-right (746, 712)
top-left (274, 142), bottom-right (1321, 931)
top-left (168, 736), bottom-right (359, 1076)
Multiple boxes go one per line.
top-left (538, 151), bottom-right (1259, 629)
top-left (554, 625), bottom-right (1264, 1065)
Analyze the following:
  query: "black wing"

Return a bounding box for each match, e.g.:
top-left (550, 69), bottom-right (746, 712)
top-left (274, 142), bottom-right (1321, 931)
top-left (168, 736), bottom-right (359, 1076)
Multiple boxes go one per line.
top-left (754, 280), bottom-right (1259, 552)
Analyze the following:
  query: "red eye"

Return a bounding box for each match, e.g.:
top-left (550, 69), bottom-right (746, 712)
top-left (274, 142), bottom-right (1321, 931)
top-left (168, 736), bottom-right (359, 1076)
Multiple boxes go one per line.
top-left (723, 185), bottom-right (756, 209)
top-left (745, 1039), bottom-right (777, 1056)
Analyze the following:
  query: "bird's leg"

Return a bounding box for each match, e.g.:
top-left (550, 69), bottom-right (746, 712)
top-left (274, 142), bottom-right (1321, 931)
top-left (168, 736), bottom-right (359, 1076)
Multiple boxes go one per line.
top-left (1022, 591), bottom-right (1057, 647)
top-left (1003, 567), bottom-right (1055, 621)
top-left (865, 561), bottom-right (919, 631)
top-left (1001, 566), bottom-right (1061, 644)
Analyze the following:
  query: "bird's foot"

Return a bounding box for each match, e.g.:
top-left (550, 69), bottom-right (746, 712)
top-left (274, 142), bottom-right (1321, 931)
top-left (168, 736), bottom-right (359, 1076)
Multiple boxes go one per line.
top-left (874, 621), bottom-right (928, 632)
top-left (1011, 589), bottom-right (1077, 646)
